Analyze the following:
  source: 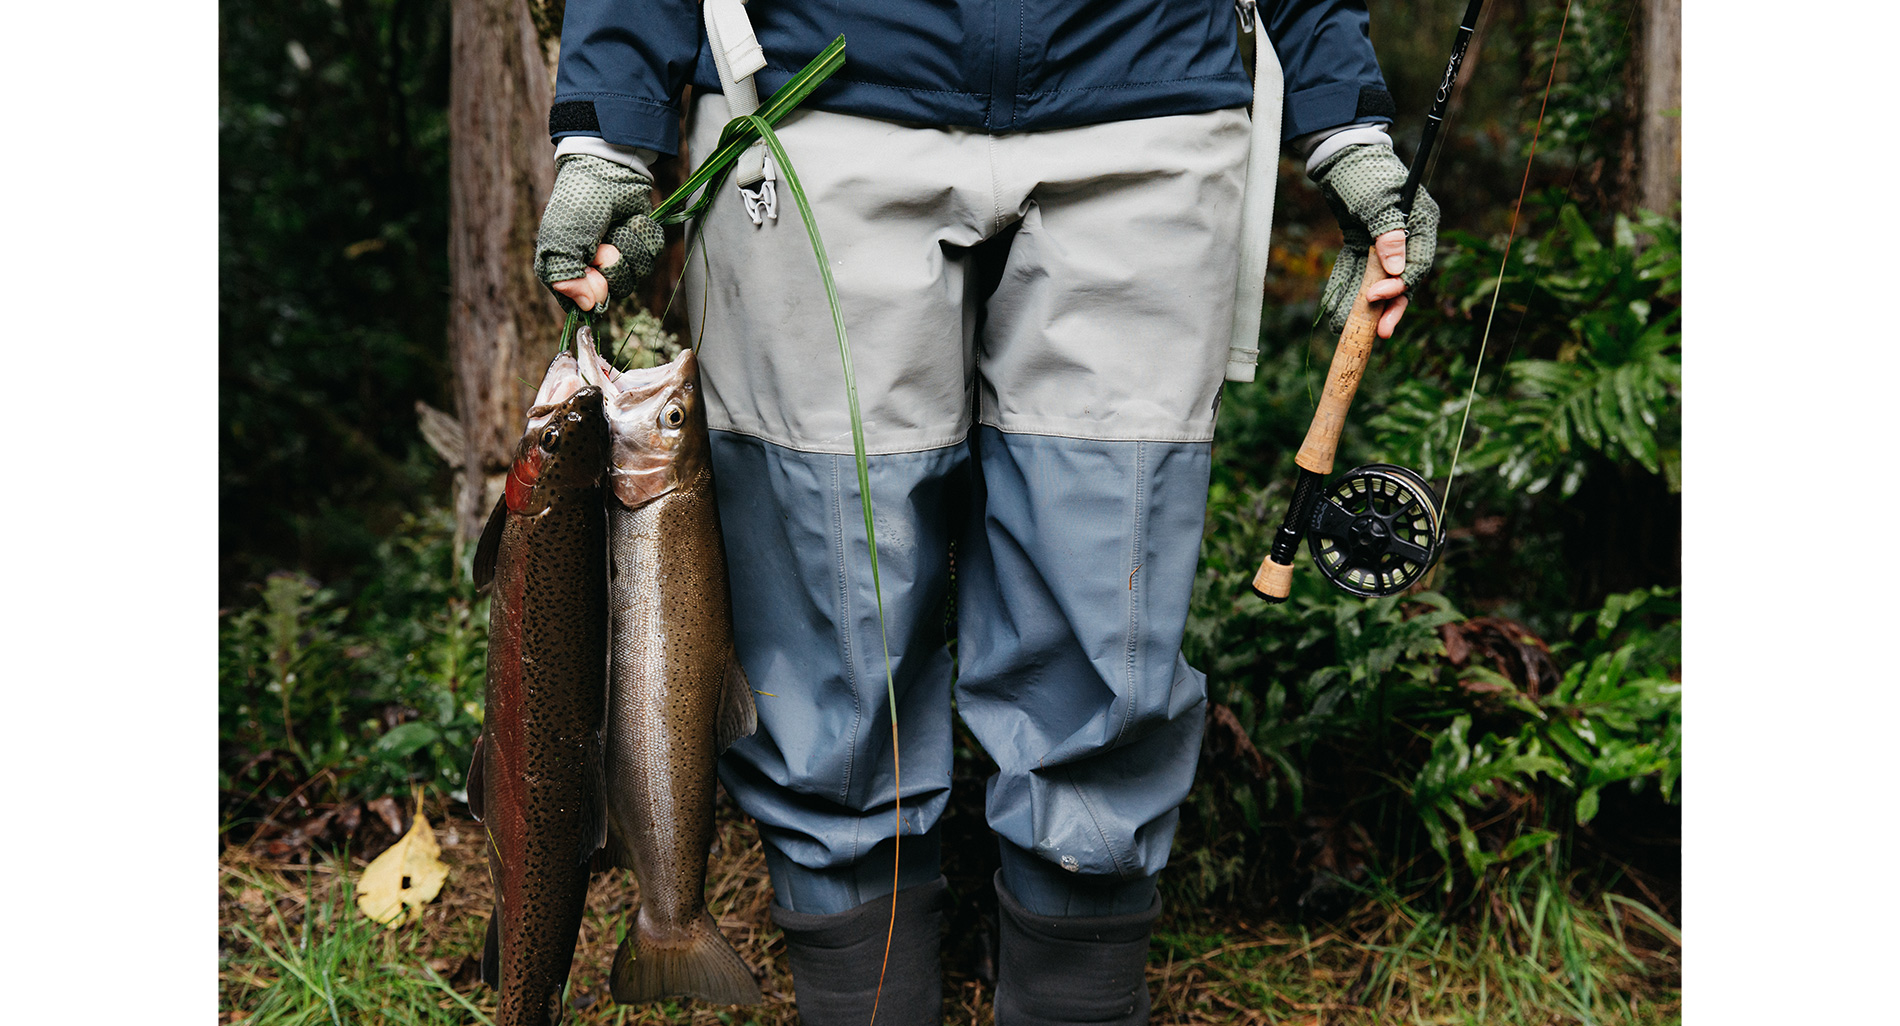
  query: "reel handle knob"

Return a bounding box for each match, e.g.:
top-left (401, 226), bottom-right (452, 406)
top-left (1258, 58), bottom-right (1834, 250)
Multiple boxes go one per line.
top-left (1251, 557), bottom-right (1294, 602)
top-left (1250, 468), bottom-right (1327, 603)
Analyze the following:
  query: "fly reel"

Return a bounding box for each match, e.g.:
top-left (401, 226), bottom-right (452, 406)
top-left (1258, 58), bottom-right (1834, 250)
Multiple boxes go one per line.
top-left (1305, 463), bottom-right (1443, 597)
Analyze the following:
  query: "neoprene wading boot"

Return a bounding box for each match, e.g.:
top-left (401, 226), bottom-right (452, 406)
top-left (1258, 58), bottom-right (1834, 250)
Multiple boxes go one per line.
top-left (993, 872), bottom-right (1163, 1026)
top-left (770, 876), bottom-right (948, 1026)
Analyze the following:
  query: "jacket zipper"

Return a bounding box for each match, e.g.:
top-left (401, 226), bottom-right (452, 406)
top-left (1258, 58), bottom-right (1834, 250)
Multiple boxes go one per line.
top-left (988, 0), bottom-right (1023, 130)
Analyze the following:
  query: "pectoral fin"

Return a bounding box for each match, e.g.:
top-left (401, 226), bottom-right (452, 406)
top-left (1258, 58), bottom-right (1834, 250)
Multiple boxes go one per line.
top-left (714, 649), bottom-right (758, 753)
top-left (580, 747), bottom-right (608, 866)
top-left (603, 817), bottom-right (638, 871)
top-left (479, 912), bottom-right (500, 987)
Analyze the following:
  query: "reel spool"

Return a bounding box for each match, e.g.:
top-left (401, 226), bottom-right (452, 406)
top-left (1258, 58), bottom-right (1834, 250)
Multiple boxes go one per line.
top-left (1306, 463), bottom-right (1444, 598)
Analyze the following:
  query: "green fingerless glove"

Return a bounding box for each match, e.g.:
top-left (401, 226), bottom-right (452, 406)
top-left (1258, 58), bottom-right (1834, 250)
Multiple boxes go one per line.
top-left (1312, 143), bottom-right (1440, 333)
top-left (533, 154), bottom-right (667, 311)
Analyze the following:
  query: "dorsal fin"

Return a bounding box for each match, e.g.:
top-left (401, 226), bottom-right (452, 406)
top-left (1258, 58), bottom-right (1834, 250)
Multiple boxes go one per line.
top-left (472, 494), bottom-right (508, 592)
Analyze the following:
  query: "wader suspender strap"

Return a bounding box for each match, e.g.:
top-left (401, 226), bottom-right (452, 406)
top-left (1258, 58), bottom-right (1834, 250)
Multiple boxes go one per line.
top-left (1225, 0), bottom-right (1285, 384)
top-left (703, 0), bottom-right (779, 222)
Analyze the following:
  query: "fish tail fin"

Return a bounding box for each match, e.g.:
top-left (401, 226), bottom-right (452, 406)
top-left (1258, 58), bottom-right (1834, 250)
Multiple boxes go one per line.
top-left (611, 909), bottom-right (762, 1006)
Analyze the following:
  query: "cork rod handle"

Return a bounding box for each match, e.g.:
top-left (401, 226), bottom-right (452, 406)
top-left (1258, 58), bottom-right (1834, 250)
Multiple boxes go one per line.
top-left (1294, 249), bottom-right (1391, 476)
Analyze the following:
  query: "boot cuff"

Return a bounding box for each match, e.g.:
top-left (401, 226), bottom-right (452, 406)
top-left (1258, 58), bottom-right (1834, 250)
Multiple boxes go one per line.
top-left (994, 870), bottom-right (1160, 944)
top-left (772, 875), bottom-right (949, 949)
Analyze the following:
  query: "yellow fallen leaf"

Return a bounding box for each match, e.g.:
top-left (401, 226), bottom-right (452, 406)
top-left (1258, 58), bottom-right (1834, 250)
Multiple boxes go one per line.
top-left (356, 808), bottom-right (450, 928)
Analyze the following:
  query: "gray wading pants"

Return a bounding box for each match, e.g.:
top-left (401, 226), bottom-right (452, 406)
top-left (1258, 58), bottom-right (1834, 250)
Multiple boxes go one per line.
top-left (685, 97), bottom-right (1249, 918)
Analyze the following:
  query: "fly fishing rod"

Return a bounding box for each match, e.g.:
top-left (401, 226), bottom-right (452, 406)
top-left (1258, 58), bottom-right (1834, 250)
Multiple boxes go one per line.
top-left (1251, 0), bottom-right (1483, 602)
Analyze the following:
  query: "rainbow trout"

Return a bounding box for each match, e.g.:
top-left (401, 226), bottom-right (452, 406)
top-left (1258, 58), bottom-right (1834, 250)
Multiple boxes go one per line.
top-left (468, 353), bottom-right (610, 1026)
top-left (576, 330), bottom-right (762, 1005)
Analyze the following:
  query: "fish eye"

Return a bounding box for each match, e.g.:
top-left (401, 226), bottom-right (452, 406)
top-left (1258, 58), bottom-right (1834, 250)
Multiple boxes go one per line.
top-left (540, 427), bottom-right (562, 452)
top-left (662, 403), bottom-right (685, 428)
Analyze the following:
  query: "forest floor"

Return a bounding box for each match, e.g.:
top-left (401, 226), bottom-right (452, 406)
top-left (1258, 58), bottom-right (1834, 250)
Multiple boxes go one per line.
top-left (218, 800), bottom-right (1681, 1026)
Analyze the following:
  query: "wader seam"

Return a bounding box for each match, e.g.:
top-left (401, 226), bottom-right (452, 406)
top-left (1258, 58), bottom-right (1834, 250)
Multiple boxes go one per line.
top-left (1116, 440), bottom-right (1146, 748)
top-left (830, 454), bottom-right (863, 816)
top-left (974, 417), bottom-right (1217, 445)
top-left (708, 422), bottom-right (973, 458)
top-left (987, 133), bottom-right (1007, 236)
top-left (1067, 768), bottom-right (1135, 879)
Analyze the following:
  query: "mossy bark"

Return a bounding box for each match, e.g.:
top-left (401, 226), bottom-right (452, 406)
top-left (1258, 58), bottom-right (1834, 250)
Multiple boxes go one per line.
top-left (447, 0), bottom-right (563, 542)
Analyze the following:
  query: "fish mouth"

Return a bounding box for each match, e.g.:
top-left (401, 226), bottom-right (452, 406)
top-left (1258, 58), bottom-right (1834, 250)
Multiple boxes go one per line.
top-left (605, 348), bottom-right (696, 407)
top-left (572, 326), bottom-right (699, 406)
top-left (525, 384), bottom-right (603, 434)
top-left (531, 352), bottom-right (589, 409)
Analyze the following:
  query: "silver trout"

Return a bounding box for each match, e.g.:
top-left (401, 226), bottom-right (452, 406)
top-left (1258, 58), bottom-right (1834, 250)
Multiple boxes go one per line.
top-left (576, 330), bottom-right (761, 1005)
top-left (467, 353), bottom-right (610, 1026)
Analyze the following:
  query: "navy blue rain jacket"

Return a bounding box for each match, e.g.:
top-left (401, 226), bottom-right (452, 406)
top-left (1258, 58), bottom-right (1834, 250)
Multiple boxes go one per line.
top-left (550, 1), bottom-right (1393, 157)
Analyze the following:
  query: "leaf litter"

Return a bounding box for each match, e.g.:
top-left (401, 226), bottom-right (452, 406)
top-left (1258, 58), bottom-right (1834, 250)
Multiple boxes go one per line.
top-left (220, 792), bottom-right (1679, 1025)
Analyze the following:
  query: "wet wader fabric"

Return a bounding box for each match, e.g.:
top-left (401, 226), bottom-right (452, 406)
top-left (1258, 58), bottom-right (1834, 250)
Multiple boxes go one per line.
top-left (687, 99), bottom-right (1246, 918)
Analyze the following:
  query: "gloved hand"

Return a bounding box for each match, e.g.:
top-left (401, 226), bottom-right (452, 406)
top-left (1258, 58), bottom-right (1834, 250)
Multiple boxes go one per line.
top-left (1312, 143), bottom-right (1440, 338)
top-left (534, 154), bottom-right (667, 312)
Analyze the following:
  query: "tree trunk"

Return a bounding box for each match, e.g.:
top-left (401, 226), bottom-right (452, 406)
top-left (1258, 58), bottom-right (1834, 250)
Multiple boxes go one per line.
top-left (447, 0), bottom-right (563, 543)
top-left (1638, 0), bottom-right (1681, 216)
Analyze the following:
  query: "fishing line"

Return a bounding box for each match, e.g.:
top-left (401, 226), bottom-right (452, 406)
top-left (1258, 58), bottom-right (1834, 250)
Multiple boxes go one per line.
top-left (608, 213), bottom-right (712, 368)
top-left (1435, 0), bottom-right (1574, 526)
top-left (1486, 0), bottom-right (1640, 381)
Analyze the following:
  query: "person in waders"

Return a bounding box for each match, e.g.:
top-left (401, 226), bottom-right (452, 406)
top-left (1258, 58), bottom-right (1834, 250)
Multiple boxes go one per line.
top-left (532, 2), bottom-right (1437, 1023)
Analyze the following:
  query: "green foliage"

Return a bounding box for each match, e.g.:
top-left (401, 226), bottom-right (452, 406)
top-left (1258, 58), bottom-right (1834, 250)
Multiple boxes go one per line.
top-left (222, 862), bottom-right (488, 1025)
top-left (1411, 715), bottom-right (1565, 881)
top-left (220, 509), bottom-right (486, 832)
top-left (1524, 0), bottom-right (1636, 169)
top-left (1186, 464), bottom-right (1681, 901)
top-left (221, 0), bottom-right (454, 593)
top-left (1372, 203), bottom-right (1682, 502)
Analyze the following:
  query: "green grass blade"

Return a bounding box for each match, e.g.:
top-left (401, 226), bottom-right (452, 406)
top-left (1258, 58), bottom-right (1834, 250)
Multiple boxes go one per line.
top-left (733, 106), bottom-right (907, 1022)
top-left (419, 963), bottom-right (498, 1026)
top-left (737, 115), bottom-right (897, 724)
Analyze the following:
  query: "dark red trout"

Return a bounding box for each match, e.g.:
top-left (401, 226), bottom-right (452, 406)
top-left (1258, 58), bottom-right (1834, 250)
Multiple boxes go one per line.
top-left (575, 330), bottom-right (761, 1005)
top-left (468, 353), bottom-right (610, 1026)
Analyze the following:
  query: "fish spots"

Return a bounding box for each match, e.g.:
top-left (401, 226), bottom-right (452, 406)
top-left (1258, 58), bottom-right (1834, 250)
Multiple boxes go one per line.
top-left (484, 448), bottom-right (608, 1024)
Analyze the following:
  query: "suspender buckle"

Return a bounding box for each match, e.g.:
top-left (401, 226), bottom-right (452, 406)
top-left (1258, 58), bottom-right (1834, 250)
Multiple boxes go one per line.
top-left (740, 156), bottom-right (778, 225)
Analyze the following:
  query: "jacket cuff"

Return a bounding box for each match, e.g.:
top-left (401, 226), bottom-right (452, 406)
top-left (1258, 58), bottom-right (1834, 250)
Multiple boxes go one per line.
top-left (1283, 81), bottom-right (1394, 141)
top-left (548, 94), bottom-right (681, 156)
